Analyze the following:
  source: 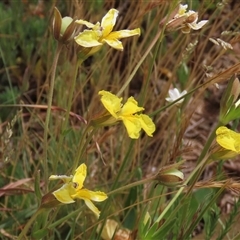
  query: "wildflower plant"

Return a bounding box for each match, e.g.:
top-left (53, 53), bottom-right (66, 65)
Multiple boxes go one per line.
top-left (75, 8), bottom-right (140, 55)
top-left (2, 1), bottom-right (240, 239)
top-left (96, 90), bottom-right (156, 139)
top-left (49, 164), bottom-right (108, 218)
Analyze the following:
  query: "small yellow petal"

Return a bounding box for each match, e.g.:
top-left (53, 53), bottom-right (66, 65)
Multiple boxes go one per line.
top-left (102, 38), bottom-right (123, 50)
top-left (101, 9), bottom-right (118, 37)
top-left (84, 199), bottom-right (101, 218)
top-left (99, 90), bottom-right (122, 118)
top-left (52, 184), bottom-right (75, 204)
top-left (139, 114), bottom-right (156, 137)
top-left (121, 116), bottom-right (142, 139)
top-left (75, 30), bottom-right (102, 48)
top-left (72, 189), bottom-right (108, 202)
top-left (49, 175), bottom-right (73, 183)
top-left (216, 126), bottom-right (240, 153)
top-left (121, 97), bottom-right (144, 115)
top-left (73, 163), bottom-right (87, 190)
top-left (107, 29), bottom-right (141, 39)
top-left (75, 19), bottom-right (96, 29)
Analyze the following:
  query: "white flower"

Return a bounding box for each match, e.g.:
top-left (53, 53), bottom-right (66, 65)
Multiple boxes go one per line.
top-left (166, 88), bottom-right (187, 104)
top-left (183, 15), bottom-right (208, 33)
top-left (167, 4), bottom-right (208, 33)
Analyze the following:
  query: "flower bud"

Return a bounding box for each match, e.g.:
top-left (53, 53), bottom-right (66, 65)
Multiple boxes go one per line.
top-left (40, 192), bottom-right (62, 208)
top-left (90, 114), bottom-right (118, 128)
top-left (155, 162), bottom-right (184, 187)
top-left (52, 7), bottom-right (76, 43)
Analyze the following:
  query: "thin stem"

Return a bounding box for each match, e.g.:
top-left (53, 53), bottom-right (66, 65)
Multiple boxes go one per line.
top-left (154, 158), bottom-right (206, 224)
top-left (18, 208), bottom-right (45, 240)
top-left (93, 140), bottom-right (135, 240)
top-left (117, 29), bottom-right (163, 97)
top-left (155, 128), bottom-right (217, 225)
top-left (140, 29), bottom-right (165, 105)
top-left (72, 125), bottom-right (95, 171)
top-left (43, 43), bottom-right (63, 192)
top-left (108, 176), bottom-right (155, 196)
top-left (54, 59), bottom-right (82, 172)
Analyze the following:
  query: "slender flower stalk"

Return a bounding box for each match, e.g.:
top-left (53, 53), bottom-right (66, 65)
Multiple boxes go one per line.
top-left (72, 125), bottom-right (96, 171)
top-left (18, 208), bottom-right (46, 240)
top-left (43, 43), bottom-right (63, 191)
top-left (54, 58), bottom-right (85, 173)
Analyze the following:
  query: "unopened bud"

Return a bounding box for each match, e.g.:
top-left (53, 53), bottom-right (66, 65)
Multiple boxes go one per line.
top-left (53, 7), bottom-right (62, 40)
top-left (52, 7), bottom-right (76, 43)
top-left (155, 162), bottom-right (184, 187)
top-left (41, 192), bottom-right (61, 208)
top-left (61, 17), bottom-right (73, 35)
top-left (90, 114), bottom-right (118, 128)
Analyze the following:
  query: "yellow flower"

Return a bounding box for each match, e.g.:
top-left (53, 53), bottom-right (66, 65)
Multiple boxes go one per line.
top-left (75, 9), bottom-right (140, 51)
top-left (99, 90), bottom-right (156, 139)
top-left (49, 164), bottom-right (108, 218)
top-left (216, 126), bottom-right (240, 153)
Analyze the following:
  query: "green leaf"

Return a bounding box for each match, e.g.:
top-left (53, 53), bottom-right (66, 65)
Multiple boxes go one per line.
top-left (32, 228), bottom-right (49, 239)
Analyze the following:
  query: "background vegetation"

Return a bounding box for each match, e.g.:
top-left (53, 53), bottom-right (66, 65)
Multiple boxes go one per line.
top-left (1, 0), bottom-right (240, 239)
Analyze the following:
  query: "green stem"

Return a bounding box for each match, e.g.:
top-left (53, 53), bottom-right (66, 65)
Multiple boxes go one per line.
top-left (18, 208), bottom-right (45, 240)
top-left (155, 123), bottom-right (220, 224)
top-left (72, 125), bottom-right (95, 171)
top-left (93, 140), bottom-right (135, 240)
top-left (108, 176), bottom-right (155, 196)
top-left (111, 140), bottom-right (135, 190)
top-left (43, 43), bottom-right (63, 192)
top-left (154, 157), bottom-right (206, 224)
top-left (140, 30), bottom-right (165, 105)
top-left (117, 29), bottom-right (163, 97)
top-left (54, 59), bottom-right (82, 172)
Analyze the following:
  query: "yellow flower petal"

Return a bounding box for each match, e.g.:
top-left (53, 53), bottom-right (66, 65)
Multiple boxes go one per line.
top-left (52, 183), bottom-right (75, 204)
top-left (102, 38), bottom-right (123, 50)
top-left (216, 126), bottom-right (240, 153)
top-left (121, 97), bottom-right (144, 115)
top-left (139, 114), bottom-right (155, 137)
top-left (99, 90), bottom-right (122, 118)
top-left (107, 29), bottom-right (141, 39)
top-left (84, 199), bottom-right (101, 218)
top-left (75, 30), bottom-right (102, 47)
top-left (121, 116), bottom-right (142, 139)
top-left (73, 163), bottom-right (87, 190)
top-left (75, 19), bottom-right (96, 29)
top-left (73, 189), bottom-right (108, 202)
top-left (102, 29), bottom-right (140, 50)
top-left (101, 9), bottom-right (118, 37)
top-left (49, 175), bottom-right (73, 183)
